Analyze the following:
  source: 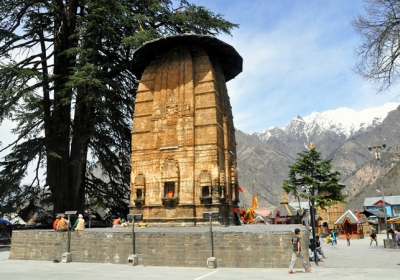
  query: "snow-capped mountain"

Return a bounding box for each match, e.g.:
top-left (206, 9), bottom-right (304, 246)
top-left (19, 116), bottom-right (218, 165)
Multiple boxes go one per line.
top-left (251, 102), bottom-right (400, 158)
top-left (235, 102), bottom-right (400, 210)
top-left (256, 102), bottom-right (399, 141)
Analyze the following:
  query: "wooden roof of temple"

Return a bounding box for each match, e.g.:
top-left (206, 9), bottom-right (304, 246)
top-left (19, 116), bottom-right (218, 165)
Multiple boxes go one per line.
top-left (269, 192), bottom-right (298, 218)
top-left (130, 34), bottom-right (243, 82)
top-left (334, 209), bottom-right (365, 225)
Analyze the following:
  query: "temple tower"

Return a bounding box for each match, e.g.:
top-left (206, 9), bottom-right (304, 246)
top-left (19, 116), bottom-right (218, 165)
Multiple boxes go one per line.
top-left (129, 35), bottom-right (242, 226)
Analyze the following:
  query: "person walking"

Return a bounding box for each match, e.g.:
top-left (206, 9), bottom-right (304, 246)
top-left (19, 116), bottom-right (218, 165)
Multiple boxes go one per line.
top-left (332, 229), bottom-right (338, 244)
top-left (346, 233), bottom-right (351, 246)
top-left (330, 231), bottom-right (336, 246)
top-left (288, 228), bottom-right (312, 274)
top-left (370, 230), bottom-right (378, 246)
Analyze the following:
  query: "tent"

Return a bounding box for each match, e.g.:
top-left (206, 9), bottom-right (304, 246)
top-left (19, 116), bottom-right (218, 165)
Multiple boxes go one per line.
top-left (0, 218), bottom-right (12, 226)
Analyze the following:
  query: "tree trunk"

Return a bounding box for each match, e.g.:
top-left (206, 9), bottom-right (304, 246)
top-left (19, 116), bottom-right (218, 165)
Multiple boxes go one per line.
top-left (47, 0), bottom-right (78, 214)
top-left (69, 86), bottom-right (93, 214)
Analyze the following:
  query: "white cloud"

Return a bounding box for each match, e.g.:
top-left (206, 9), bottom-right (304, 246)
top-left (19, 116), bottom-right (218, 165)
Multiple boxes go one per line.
top-left (191, 0), bottom-right (399, 133)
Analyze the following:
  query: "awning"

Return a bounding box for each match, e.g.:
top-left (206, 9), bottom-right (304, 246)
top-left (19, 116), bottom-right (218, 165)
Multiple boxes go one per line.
top-left (388, 216), bottom-right (400, 224)
top-left (363, 209), bottom-right (390, 219)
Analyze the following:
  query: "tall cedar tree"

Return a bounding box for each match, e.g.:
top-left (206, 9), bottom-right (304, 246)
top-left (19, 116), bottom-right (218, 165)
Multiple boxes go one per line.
top-left (352, 0), bottom-right (400, 92)
top-left (0, 0), bottom-right (238, 217)
top-left (282, 147), bottom-right (346, 209)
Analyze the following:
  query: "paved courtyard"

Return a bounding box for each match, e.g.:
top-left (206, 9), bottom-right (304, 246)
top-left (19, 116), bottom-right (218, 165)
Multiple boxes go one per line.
top-left (0, 233), bottom-right (398, 279)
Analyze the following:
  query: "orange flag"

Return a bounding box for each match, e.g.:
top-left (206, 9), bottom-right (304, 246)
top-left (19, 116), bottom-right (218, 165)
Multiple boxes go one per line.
top-left (251, 196), bottom-right (258, 209)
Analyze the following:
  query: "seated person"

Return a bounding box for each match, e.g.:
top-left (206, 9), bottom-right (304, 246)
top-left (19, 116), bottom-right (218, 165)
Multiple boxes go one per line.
top-left (113, 217), bottom-right (121, 228)
top-left (58, 214), bottom-right (68, 232)
top-left (73, 214), bottom-right (85, 231)
top-left (308, 247), bottom-right (323, 262)
top-left (315, 235), bottom-right (326, 258)
top-left (325, 234), bottom-right (332, 244)
top-left (53, 215), bottom-right (61, 231)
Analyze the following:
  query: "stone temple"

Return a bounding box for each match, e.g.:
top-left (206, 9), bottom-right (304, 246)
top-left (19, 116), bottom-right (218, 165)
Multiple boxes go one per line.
top-left (129, 34), bottom-right (242, 226)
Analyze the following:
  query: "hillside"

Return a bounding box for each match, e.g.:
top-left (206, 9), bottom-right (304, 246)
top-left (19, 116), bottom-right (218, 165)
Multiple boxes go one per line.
top-left (236, 104), bottom-right (400, 211)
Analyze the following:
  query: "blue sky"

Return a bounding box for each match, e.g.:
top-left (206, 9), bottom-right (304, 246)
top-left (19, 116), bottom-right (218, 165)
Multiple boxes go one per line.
top-left (191, 0), bottom-right (400, 133)
top-left (2, 0), bottom-right (400, 183)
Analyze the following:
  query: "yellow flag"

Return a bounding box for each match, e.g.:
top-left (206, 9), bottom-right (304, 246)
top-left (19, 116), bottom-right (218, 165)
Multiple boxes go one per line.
top-left (251, 195), bottom-right (258, 209)
top-left (310, 142), bottom-right (315, 149)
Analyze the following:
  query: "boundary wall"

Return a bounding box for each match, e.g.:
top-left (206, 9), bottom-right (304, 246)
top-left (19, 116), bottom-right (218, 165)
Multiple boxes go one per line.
top-left (9, 225), bottom-right (310, 268)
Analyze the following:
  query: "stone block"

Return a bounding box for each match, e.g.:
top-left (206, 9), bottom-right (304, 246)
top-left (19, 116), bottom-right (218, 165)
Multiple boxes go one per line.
top-left (207, 257), bottom-right (217, 268)
top-left (127, 254), bottom-right (138, 266)
top-left (383, 238), bottom-right (394, 248)
top-left (61, 252), bottom-right (72, 263)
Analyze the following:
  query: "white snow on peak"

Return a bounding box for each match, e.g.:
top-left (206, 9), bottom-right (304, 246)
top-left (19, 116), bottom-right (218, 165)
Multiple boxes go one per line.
top-left (252, 126), bottom-right (283, 140)
top-left (284, 102), bottom-right (399, 138)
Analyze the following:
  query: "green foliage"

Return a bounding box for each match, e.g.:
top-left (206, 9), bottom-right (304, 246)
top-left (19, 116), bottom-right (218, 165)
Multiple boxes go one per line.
top-left (0, 0), bottom-right (238, 217)
top-left (282, 148), bottom-right (347, 208)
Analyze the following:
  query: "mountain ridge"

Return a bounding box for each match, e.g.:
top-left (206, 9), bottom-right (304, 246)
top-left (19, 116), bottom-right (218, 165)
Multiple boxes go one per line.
top-left (236, 102), bottom-right (400, 211)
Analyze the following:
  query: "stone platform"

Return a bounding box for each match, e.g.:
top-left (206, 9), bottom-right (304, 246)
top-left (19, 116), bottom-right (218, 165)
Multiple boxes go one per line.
top-left (9, 224), bottom-right (310, 268)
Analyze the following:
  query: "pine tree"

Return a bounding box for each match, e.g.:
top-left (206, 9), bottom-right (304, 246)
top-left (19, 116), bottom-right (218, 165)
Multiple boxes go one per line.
top-left (282, 146), bottom-right (347, 209)
top-left (0, 0), bottom-right (238, 217)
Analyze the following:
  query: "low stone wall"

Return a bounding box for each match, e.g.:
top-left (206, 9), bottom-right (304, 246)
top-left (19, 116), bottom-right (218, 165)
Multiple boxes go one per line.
top-left (9, 225), bottom-right (310, 268)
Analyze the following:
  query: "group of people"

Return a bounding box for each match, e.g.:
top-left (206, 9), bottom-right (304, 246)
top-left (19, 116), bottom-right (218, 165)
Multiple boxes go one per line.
top-left (325, 229), bottom-right (339, 245)
top-left (288, 228), bottom-right (342, 274)
top-left (53, 214), bottom-right (85, 231)
top-left (308, 235), bottom-right (326, 262)
top-left (369, 226), bottom-right (400, 247)
top-left (53, 215), bottom-right (127, 231)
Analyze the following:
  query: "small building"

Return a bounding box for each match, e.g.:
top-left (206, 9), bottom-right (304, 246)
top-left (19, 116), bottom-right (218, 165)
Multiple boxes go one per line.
top-left (334, 210), bottom-right (364, 239)
top-left (362, 209), bottom-right (390, 233)
top-left (364, 195), bottom-right (400, 217)
top-left (269, 193), bottom-right (301, 224)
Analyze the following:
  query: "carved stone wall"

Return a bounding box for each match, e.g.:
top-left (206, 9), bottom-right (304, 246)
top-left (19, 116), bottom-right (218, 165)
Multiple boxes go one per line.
top-left (129, 35), bottom-right (242, 226)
